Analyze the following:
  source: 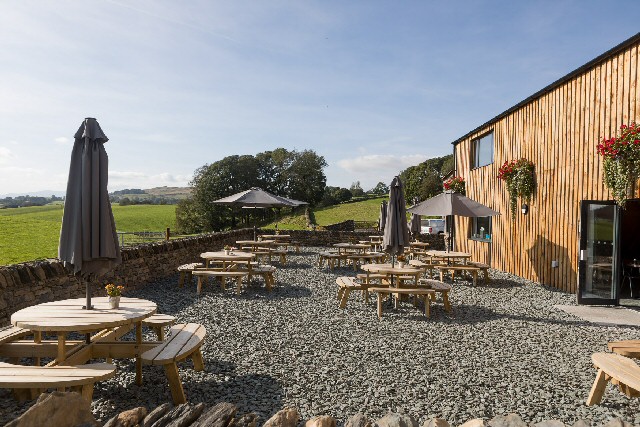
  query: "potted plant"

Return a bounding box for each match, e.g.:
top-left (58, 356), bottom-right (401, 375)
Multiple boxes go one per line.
top-left (224, 245), bottom-right (231, 255)
top-left (443, 176), bottom-right (466, 194)
top-left (397, 254), bottom-right (406, 268)
top-left (597, 123), bottom-right (640, 207)
top-left (497, 158), bottom-right (536, 215)
top-left (105, 284), bottom-right (125, 309)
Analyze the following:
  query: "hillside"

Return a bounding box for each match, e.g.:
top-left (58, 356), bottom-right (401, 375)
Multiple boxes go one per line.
top-left (264, 197), bottom-right (387, 230)
top-left (144, 186), bottom-right (192, 197)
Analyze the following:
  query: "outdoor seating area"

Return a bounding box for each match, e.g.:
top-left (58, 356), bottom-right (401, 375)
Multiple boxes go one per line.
top-left (2, 247), bottom-right (639, 426)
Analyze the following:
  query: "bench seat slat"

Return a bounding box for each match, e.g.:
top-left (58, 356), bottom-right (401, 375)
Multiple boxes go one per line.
top-left (0, 362), bottom-right (116, 388)
top-left (142, 323), bottom-right (206, 365)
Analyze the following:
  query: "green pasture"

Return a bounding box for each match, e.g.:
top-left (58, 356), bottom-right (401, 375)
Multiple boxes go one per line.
top-left (0, 204), bottom-right (176, 265)
top-left (264, 197), bottom-right (387, 230)
top-left (313, 197), bottom-right (386, 225)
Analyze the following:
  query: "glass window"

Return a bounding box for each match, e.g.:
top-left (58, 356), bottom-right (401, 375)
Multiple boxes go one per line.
top-left (471, 217), bottom-right (492, 241)
top-left (472, 132), bottom-right (494, 168)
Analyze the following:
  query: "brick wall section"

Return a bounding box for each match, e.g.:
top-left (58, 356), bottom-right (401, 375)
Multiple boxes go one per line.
top-left (0, 229), bottom-right (445, 326)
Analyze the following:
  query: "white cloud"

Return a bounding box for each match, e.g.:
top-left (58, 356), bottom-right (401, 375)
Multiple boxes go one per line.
top-left (0, 147), bottom-right (14, 164)
top-left (54, 136), bottom-right (70, 145)
top-left (337, 154), bottom-right (430, 174)
top-left (108, 170), bottom-right (191, 190)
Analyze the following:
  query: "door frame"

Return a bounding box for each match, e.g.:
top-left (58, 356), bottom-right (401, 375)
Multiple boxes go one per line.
top-left (577, 200), bottom-right (621, 305)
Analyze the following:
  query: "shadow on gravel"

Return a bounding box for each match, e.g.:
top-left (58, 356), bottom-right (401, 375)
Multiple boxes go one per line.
top-left (233, 284), bottom-right (312, 300)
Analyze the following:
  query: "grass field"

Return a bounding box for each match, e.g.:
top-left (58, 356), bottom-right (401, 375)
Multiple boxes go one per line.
top-left (0, 204), bottom-right (176, 265)
top-left (264, 197), bottom-right (387, 230)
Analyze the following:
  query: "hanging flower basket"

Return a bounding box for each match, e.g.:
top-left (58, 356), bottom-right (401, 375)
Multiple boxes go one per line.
top-left (497, 158), bottom-right (535, 215)
top-left (597, 123), bottom-right (640, 208)
top-left (443, 176), bottom-right (465, 195)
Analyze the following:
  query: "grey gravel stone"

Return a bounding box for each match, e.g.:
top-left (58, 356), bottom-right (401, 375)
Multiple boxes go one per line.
top-left (1, 248), bottom-right (639, 426)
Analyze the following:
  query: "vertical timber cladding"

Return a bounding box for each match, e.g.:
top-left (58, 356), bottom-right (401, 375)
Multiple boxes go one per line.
top-left (452, 36), bottom-right (640, 292)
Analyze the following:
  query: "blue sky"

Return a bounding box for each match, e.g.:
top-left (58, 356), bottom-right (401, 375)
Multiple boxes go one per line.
top-left (1, 1), bottom-right (639, 195)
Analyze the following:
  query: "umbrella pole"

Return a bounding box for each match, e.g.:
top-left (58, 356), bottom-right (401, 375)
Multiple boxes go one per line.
top-left (83, 276), bottom-right (93, 310)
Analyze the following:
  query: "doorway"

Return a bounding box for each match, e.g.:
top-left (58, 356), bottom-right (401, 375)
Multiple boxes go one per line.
top-left (618, 200), bottom-right (640, 306)
top-left (578, 199), bottom-right (640, 305)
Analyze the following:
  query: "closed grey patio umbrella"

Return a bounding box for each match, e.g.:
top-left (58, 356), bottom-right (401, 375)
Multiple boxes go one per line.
top-left (408, 190), bottom-right (500, 251)
top-left (58, 118), bottom-right (121, 310)
top-left (383, 176), bottom-right (410, 265)
top-left (378, 200), bottom-right (387, 233)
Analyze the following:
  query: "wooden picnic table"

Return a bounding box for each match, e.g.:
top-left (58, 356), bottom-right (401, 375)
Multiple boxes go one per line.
top-left (260, 234), bottom-right (291, 240)
top-left (425, 250), bottom-right (471, 264)
top-left (361, 263), bottom-right (422, 286)
top-left (410, 241), bottom-right (430, 248)
top-left (200, 250), bottom-right (255, 268)
top-left (236, 240), bottom-right (275, 251)
top-left (333, 243), bottom-right (371, 254)
top-left (10, 297), bottom-right (157, 384)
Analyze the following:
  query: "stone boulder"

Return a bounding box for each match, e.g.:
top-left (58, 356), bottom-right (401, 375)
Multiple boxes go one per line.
top-left (423, 419), bottom-right (450, 427)
top-left (104, 407), bottom-right (147, 427)
top-left (345, 413), bottom-right (374, 427)
top-left (4, 391), bottom-right (99, 427)
top-left (376, 413), bottom-right (419, 427)
top-left (192, 402), bottom-right (237, 427)
top-left (488, 414), bottom-right (527, 427)
top-left (458, 419), bottom-right (486, 427)
top-left (533, 421), bottom-right (565, 427)
top-left (305, 415), bottom-right (336, 427)
top-left (263, 408), bottom-right (300, 427)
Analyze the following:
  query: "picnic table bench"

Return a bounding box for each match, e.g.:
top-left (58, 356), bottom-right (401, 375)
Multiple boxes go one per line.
top-left (177, 263), bottom-right (204, 287)
top-left (141, 323), bottom-right (206, 404)
top-left (336, 276), bottom-right (389, 308)
top-left (192, 269), bottom-right (249, 294)
top-left (0, 362), bottom-right (116, 402)
top-left (435, 264), bottom-right (481, 286)
top-left (468, 261), bottom-right (491, 283)
top-left (368, 287), bottom-right (435, 319)
top-left (345, 252), bottom-right (386, 270)
top-left (418, 279), bottom-right (452, 312)
top-left (142, 314), bottom-right (176, 341)
top-left (318, 251), bottom-right (344, 269)
top-left (587, 352), bottom-right (640, 405)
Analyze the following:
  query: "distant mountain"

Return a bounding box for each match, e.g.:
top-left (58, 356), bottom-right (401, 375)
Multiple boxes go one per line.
top-left (0, 190), bottom-right (66, 198)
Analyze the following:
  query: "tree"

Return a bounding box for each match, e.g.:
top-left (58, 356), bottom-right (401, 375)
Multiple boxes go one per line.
top-left (175, 198), bottom-right (206, 234)
top-left (350, 181), bottom-right (365, 197)
top-left (285, 150), bottom-right (327, 206)
top-left (369, 182), bottom-right (389, 195)
top-left (399, 154), bottom-right (453, 201)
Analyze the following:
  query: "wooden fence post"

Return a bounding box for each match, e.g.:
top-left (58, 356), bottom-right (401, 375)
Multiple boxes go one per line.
top-left (165, 228), bottom-right (170, 241)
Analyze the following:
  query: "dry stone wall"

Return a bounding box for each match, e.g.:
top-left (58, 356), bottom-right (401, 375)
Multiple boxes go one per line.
top-left (0, 229), bottom-right (445, 326)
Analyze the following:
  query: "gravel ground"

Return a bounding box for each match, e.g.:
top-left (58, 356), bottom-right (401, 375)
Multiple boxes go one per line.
top-left (2, 247), bottom-right (640, 426)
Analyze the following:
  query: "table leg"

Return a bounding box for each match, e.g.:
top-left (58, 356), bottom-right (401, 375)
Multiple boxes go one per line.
top-left (34, 331), bottom-right (41, 366)
top-left (377, 292), bottom-right (383, 319)
top-left (135, 321), bottom-right (143, 386)
top-left (57, 332), bottom-right (66, 363)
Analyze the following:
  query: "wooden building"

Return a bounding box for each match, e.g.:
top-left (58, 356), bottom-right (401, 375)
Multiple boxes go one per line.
top-left (451, 32), bottom-right (640, 305)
